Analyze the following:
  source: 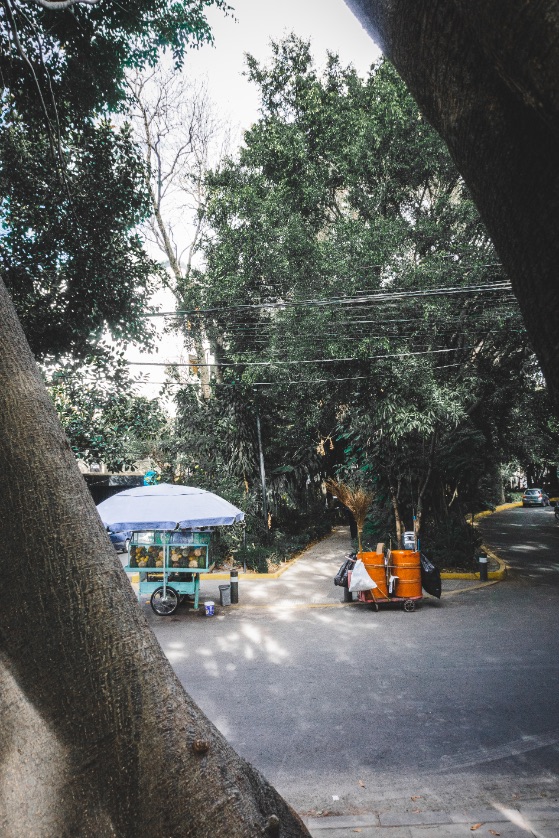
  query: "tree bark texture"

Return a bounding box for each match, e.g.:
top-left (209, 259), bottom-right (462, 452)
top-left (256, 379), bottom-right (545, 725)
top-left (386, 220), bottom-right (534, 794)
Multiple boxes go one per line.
top-left (345, 0), bottom-right (559, 408)
top-left (0, 278), bottom-right (308, 836)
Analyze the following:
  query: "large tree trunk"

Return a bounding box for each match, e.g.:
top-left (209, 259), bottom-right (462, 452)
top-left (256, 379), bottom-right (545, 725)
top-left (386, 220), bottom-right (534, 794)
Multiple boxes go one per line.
top-left (0, 277), bottom-right (308, 836)
top-left (345, 0), bottom-right (559, 410)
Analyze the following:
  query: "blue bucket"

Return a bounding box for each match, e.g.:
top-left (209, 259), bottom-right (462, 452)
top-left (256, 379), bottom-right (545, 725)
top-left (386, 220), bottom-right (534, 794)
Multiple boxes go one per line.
top-left (204, 601), bottom-right (215, 616)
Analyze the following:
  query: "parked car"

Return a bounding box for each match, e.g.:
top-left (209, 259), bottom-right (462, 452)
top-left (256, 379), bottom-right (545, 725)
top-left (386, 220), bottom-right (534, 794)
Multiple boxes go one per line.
top-left (109, 530), bottom-right (131, 553)
top-left (522, 488), bottom-right (550, 507)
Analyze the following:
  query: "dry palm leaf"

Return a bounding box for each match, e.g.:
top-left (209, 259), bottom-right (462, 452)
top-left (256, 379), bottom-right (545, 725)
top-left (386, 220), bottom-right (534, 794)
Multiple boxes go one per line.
top-left (325, 478), bottom-right (375, 551)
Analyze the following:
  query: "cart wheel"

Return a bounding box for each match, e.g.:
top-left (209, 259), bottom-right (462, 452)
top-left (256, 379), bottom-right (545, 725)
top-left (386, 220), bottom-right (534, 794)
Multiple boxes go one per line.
top-left (150, 587), bottom-right (179, 616)
top-left (403, 599), bottom-right (416, 613)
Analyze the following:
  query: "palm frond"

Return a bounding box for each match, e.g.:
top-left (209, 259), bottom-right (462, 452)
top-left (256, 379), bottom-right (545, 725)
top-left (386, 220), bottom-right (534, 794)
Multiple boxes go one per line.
top-left (325, 478), bottom-right (375, 546)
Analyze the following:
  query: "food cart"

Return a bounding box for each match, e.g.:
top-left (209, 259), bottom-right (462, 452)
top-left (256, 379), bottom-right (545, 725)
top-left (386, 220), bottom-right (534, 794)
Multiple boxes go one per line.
top-left (127, 529), bottom-right (211, 615)
top-left (96, 483), bottom-right (245, 616)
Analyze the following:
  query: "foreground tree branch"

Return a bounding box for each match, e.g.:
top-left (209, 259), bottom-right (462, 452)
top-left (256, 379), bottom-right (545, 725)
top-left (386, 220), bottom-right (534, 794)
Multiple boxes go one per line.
top-left (0, 275), bottom-right (309, 835)
top-left (344, 0), bottom-right (559, 410)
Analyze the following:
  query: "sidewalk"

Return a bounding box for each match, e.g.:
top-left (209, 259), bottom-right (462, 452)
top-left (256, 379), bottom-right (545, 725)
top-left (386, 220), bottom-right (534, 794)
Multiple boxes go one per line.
top-left (303, 796), bottom-right (559, 836)
top-left (194, 526), bottom-right (500, 610)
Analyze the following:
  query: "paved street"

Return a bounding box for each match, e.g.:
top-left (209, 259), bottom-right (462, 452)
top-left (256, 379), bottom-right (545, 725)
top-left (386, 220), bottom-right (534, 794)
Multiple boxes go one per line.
top-left (137, 513), bottom-right (559, 836)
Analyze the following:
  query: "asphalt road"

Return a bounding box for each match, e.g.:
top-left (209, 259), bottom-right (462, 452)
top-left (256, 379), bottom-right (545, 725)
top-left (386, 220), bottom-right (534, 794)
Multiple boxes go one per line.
top-left (145, 512), bottom-right (559, 825)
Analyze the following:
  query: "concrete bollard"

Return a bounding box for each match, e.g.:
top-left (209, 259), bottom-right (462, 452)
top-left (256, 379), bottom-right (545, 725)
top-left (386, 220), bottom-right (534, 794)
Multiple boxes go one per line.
top-left (479, 553), bottom-right (488, 581)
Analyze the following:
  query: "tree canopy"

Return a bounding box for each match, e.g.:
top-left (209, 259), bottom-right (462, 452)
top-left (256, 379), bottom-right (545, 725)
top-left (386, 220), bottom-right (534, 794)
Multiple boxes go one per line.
top-left (168, 36), bottom-right (550, 565)
top-left (343, 0), bottom-right (559, 411)
top-left (0, 0), bottom-right (230, 362)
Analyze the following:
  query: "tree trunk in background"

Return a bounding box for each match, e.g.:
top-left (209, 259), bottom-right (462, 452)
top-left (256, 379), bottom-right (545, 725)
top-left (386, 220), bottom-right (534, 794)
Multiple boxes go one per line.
top-left (344, 0), bottom-right (559, 410)
top-left (388, 481), bottom-right (403, 547)
top-left (0, 278), bottom-right (308, 836)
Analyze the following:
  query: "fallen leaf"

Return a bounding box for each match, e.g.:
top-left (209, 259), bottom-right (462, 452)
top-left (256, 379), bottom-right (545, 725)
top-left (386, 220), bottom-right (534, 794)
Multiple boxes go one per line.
top-left (412, 808), bottom-right (422, 813)
top-left (358, 780), bottom-right (366, 788)
top-left (470, 825), bottom-right (484, 831)
top-left (489, 831), bottom-right (501, 836)
top-left (411, 795), bottom-right (422, 801)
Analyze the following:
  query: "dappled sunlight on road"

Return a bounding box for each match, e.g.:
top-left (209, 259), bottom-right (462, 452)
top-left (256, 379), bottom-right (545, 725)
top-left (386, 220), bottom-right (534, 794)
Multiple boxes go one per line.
top-left (140, 519), bottom-right (559, 822)
top-left (511, 543), bottom-right (553, 552)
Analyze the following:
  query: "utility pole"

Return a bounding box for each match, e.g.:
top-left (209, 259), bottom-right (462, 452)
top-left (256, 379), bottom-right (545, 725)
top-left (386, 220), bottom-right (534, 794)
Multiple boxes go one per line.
top-left (256, 412), bottom-right (268, 527)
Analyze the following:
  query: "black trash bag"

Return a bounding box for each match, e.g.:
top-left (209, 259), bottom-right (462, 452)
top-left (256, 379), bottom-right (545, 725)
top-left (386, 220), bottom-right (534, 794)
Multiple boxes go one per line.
top-left (334, 553), bottom-right (356, 587)
top-left (420, 553), bottom-right (442, 598)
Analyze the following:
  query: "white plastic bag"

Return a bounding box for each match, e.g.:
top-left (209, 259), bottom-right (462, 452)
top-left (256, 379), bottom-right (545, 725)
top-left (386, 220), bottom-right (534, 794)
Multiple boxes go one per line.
top-left (348, 559), bottom-right (378, 592)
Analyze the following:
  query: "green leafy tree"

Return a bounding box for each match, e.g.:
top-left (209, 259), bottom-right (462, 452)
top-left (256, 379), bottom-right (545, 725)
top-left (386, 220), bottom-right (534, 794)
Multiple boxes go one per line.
top-left (0, 0), bottom-right (231, 362)
top-left (48, 366), bottom-right (168, 471)
top-left (193, 37), bottom-right (533, 565)
top-left (0, 118), bottom-right (160, 360)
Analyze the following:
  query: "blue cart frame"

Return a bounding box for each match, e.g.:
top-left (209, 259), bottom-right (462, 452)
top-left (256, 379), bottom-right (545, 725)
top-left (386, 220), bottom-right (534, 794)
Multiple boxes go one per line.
top-left (124, 530), bottom-right (211, 615)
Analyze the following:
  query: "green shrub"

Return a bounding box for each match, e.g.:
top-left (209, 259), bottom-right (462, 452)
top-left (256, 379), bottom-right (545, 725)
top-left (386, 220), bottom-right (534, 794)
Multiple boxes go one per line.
top-left (421, 514), bottom-right (481, 570)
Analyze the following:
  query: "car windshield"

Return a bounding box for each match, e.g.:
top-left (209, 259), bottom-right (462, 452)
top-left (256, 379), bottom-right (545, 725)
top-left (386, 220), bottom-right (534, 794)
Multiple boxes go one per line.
top-left (525, 489), bottom-right (541, 495)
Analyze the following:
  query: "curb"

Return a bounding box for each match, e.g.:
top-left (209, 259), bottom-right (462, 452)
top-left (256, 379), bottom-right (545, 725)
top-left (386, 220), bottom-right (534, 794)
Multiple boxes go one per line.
top-left (441, 548), bottom-right (507, 582)
top-left (130, 522), bottom-right (510, 588)
top-left (440, 502), bottom-right (515, 581)
top-left (200, 554), bottom-right (304, 582)
top-left (472, 500), bottom-right (522, 520)
top-left (200, 533), bottom-right (332, 581)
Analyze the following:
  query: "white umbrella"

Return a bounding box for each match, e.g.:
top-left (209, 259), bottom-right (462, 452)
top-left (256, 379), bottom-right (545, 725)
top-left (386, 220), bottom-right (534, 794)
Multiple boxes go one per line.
top-left (96, 483), bottom-right (245, 531)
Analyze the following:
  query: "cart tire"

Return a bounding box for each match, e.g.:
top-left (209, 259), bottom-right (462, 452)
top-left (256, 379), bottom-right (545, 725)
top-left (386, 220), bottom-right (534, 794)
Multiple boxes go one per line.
top-left (403, 599), bottom-right (416, 612)
top-left (151, 586), bottom-right (179, 616)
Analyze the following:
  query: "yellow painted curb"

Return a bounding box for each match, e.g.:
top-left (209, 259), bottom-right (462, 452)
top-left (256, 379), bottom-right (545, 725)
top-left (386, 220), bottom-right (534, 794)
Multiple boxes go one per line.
top-left (473, 501), bottom-right (522, 521)
top-left (441, 545), bottom-right (508, 581)
top-left (200, 557), bottom-right (299, 581)
top-left (441, 503), bottom-right (516, 580)
top-left (200, 534), bottom-right (329, 581)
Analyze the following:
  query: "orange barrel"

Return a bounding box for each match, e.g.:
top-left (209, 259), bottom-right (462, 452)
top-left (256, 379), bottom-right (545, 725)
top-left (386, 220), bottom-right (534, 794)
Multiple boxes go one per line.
top-left (357, 551), bottom-right (389, 600)
top-left (390, 550), bottom-right (422, 598)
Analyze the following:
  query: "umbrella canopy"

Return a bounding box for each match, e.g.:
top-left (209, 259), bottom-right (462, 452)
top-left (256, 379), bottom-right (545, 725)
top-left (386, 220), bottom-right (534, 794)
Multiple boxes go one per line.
top-left (96, 483), bottom-right (245, 532)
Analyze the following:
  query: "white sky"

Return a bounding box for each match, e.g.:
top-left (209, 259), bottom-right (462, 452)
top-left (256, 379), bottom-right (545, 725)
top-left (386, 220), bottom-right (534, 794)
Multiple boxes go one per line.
top-left (184, 0), bottom-right (380, 131)
top-left (128, 0), bottom-right (381, 399)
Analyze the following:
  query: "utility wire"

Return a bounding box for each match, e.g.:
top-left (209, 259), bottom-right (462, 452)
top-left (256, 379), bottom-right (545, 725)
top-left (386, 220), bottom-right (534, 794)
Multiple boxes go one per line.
top-left (127, 346), bottom-right (475, 368)
top-left (141, 281), bottom-right (513, 318)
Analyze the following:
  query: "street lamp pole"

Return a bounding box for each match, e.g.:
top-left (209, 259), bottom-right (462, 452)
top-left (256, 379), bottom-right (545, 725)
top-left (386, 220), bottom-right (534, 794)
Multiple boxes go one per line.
top-left (256, 411), bottom-right (268, 527)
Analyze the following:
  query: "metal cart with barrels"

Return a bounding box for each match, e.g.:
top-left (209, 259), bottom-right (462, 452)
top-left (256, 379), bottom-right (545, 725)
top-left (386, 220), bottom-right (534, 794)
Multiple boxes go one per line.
top-left (354, 549), bottom-right (423, 611)
top-left (124, 529), bottom-right (211, 616)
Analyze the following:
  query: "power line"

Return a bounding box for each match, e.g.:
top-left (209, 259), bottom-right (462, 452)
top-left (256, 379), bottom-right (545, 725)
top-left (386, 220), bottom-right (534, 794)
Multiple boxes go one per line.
top-left (127, 346), bottom-right (475, 368)
top-left (141, 281), bottom-right (513, 318)
top-left (139, 361), bottom-right (466, 389)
